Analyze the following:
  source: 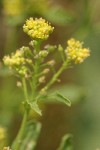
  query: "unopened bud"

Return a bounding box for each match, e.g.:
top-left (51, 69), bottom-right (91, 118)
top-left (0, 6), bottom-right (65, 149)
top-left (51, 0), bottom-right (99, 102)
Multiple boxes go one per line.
top-left (39, 76), bottom-right (45, 83)
top-left (47, 60), bottom-right (55, 66)
top-left (42, 68), bottom-right (50, 74)
top-left (57, 79), bottom-right (61, 83)
top-left (58, 44), bottom-right (63, 52)
top-left (39, 50), bottom-right (48, 57)
top-left (16, 81), bottom-right (22, 87)
top-left (40, 87), bottom-right (47, 95)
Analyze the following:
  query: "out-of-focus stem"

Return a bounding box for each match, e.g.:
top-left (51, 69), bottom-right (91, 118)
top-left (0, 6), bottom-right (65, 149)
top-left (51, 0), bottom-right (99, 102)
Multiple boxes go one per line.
top-left (5, 27), bottom-right (18, 53)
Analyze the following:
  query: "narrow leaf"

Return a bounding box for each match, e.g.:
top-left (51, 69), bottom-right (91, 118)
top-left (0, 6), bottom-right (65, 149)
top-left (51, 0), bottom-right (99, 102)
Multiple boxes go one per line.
top-left (20, 121), bottom-right (41, 150)
top-left (29, 102), bottom-right (42, 116)
top-left (57, 134), bottom-right (73, 150)
top-left (56, 91), bottom-right (71, 106)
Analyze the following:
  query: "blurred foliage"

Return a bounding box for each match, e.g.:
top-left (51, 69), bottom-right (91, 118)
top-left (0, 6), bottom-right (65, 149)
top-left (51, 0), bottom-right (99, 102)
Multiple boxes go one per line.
top-left (57, 134), bottom-right (73, 150)
top-left (44, 6), bottom-right (75, 26)
top-left (2, 0), bottom-right (74, 26)
top-left (20, 121), bottom-right (41, 150)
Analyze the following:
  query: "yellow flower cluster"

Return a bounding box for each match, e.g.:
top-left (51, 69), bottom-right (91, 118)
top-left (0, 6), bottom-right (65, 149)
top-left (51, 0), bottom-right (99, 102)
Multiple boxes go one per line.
top-left (4, 47), bottom-right (32, 66)
top-left (65, 38), bottom-right (90, 64)
top-left (4, 51), bottom-right (25, 66)
top-left (3, 0), bottom-right (23, 16)
top-left (3, 47), bottom-right (32, 76)
top-left (23, 18), bottom-right (54, 40)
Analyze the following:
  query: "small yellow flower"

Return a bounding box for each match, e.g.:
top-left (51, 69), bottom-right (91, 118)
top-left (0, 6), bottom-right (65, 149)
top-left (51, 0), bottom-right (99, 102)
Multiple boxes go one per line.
top-left (23, 18), bottom-right (54, 40)
top-left (65, 38), bottom-right (90, 64)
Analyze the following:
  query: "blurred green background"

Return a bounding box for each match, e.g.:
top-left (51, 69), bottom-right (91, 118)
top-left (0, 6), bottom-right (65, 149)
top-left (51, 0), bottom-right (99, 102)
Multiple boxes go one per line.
top-left (0, 0), bottom-right (100, 150)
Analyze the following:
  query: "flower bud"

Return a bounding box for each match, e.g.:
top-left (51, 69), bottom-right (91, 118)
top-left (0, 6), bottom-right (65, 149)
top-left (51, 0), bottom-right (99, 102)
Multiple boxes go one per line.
top-left (47, 60), bottom-right (55, 66)
top-left (39, 76), bottom-right (45, 83)
top-left (39, 50), bottom-right (48, 57)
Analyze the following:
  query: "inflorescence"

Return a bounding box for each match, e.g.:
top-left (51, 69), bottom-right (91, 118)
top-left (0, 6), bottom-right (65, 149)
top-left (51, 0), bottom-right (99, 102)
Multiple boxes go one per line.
top-left (3, 18), bottom-right (90, 79)
top-left (65, 38), bottom-right (90, 64)
top-left (23, 18), bottom-right (54, 40)
top-left (3, 46), bottom-right (32, 76)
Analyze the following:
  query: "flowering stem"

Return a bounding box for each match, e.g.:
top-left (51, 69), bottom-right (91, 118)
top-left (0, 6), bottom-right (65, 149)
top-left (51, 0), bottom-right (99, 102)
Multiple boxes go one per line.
top-left (22, 78), bottom-right (29, 103)
top-left (11, 77), bottom-right (30, 150)
top-left (31, 40), bottom-right (41, 97)
top-left (44, 60), bottom-right (70, 91)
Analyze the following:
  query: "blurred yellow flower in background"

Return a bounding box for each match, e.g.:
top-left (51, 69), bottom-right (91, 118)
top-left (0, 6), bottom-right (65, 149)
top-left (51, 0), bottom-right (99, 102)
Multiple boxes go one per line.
top-left (3, 0), bottom-right (23, 16)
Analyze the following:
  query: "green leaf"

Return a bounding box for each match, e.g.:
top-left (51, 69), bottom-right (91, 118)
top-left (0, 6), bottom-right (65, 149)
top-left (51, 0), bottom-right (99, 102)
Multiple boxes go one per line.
top-left (57, 134), bottom-right (73, 150)
top-left (56, 91), bottom-right (71, 107)
top-left (46, 85), bottom-right (85, 105)
top-left (29, 101), bottom-right (42, 116)
top-left (20, 120), bottom-right (41, 150)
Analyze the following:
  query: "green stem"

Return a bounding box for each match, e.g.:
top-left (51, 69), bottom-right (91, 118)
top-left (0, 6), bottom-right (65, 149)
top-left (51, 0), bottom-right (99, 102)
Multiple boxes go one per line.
top-left (31, 40), bottom-right (41, 98)
top-left (44, 60), bottom-right (70, 91)
top-left (22, 78), bottom-right (29, 103)
top-left (11, 108), bottom-right (29, 150)
top-left (33, 39), bottom-right (42, 53)
top-left (11, 77), bottom-right (30, 150)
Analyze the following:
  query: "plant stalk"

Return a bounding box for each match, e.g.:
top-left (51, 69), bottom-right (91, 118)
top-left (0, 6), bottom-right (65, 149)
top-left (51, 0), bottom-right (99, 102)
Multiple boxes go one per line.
top-left (11, 108), bottom-right (29, 150)
top-left (44, 60), bottom-right (70, 91)
top-left (11, 77), bottom-right (30, 150)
